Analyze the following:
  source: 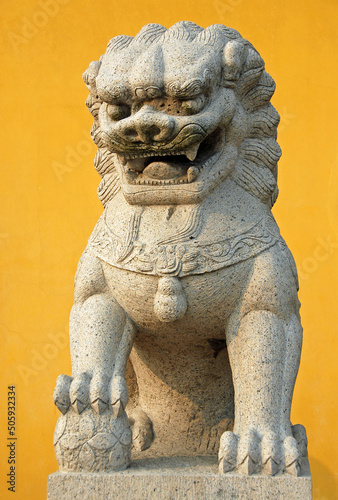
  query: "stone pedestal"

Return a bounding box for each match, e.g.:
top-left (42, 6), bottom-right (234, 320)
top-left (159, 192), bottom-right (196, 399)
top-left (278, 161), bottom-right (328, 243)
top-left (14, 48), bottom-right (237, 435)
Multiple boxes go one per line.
top-left (47, 456), bottom-right (312, 500)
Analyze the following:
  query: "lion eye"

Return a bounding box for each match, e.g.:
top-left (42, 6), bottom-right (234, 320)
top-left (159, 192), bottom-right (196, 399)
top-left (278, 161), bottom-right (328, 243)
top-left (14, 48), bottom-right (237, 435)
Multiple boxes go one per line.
top-left (181, 96), bottom-right (206, 115)
top-left (106, 104), bottom-right (130, 121)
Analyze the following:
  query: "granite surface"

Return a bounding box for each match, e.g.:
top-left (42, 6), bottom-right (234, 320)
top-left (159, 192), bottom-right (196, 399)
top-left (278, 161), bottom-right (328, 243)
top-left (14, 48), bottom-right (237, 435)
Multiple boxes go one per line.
top-left (48, 456), bottom-right (312, 499)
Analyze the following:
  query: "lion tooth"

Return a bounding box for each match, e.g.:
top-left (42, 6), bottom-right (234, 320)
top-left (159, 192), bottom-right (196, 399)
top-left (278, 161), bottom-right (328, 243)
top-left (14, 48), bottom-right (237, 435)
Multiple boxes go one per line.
top-left (187, 166), bottom-right (199, 182)
top-left (185, 144), bottom-right (199, 161)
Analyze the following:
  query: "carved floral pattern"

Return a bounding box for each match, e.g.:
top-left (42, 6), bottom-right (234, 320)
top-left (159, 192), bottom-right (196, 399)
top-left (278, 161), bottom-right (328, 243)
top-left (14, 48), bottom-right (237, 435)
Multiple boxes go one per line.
top-left (88, 215), bottom-right (280, 277)
top-left (54, 408), bottom-right (131, 472)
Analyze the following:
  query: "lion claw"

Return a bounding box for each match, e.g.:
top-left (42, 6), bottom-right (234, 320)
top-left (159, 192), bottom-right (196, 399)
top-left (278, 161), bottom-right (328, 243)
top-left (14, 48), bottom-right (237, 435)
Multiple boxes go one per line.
top-left (285, 460), bottom-right (301, 477)
top-left (92, 398), bottom-right (108, 415)
top-left (53, 374), bottom-right (72, 414)
top-left (262, 457), bottom-right (279, 476)
top-left (238, 455), bottom-right (257, 475)
top-left (111, 399), bottom-right (124, 417)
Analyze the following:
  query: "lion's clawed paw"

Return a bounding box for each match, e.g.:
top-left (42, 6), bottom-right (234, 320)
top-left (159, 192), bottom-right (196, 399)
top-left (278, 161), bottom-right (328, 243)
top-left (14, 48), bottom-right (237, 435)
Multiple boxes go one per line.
top-left (53, 372), bottom-right (128, 416)
top-left (218, 425), bottom-right (307, 476)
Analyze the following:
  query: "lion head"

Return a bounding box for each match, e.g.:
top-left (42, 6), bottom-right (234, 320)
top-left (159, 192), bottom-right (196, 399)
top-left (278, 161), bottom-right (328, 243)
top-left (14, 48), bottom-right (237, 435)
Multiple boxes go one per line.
top-left (83, 22), bottom-right (281, 207)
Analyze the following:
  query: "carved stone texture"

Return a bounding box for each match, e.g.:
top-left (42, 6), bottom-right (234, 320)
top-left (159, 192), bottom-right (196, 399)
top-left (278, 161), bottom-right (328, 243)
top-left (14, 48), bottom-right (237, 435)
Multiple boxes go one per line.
top-left (53, 21), bottom-right (308, 478)
top-left (54, 408), bottom-right (131, 472)
top-left (48, 457), bottom-right (312, 500)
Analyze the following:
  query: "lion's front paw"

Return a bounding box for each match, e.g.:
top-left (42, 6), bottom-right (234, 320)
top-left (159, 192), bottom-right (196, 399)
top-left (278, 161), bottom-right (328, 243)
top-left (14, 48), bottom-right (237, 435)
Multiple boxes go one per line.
top-left (218, 425), bottom-right (307, 476)
top-left (53, 372), bottom-right (128, 416)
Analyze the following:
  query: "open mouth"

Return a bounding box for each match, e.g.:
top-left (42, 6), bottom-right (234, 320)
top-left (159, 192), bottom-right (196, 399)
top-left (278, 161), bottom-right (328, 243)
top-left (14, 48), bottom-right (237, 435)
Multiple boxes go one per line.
top-left (118, 128), bottom-right (223, 185)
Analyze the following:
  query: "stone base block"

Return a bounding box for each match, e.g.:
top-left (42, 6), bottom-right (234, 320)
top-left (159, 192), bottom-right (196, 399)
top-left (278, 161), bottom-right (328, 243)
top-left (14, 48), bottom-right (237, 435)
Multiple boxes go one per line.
top-left (47, 456), bottom-right (312, 500)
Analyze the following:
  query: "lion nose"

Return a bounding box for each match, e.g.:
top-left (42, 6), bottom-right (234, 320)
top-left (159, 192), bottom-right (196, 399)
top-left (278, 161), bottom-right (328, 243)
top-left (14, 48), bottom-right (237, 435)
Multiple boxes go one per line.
top-left (115, 106), bottom-right (175, 144)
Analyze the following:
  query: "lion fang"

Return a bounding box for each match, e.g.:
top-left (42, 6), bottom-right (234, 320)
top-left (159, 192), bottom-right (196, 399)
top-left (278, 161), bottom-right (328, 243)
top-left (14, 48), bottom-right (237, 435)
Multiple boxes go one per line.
top-left (185, 144), bottom-right (200, 161)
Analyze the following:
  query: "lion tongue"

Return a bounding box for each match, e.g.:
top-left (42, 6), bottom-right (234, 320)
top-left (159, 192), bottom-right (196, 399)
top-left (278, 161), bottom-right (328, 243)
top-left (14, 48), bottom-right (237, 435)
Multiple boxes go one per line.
top-left (142, 161), bottom-right (186, 180)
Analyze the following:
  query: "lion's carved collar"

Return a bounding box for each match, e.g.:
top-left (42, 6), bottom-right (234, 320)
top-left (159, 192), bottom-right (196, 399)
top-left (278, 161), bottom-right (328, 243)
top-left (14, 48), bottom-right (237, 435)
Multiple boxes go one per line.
top-left (88, 206), bottom-right (281, 277)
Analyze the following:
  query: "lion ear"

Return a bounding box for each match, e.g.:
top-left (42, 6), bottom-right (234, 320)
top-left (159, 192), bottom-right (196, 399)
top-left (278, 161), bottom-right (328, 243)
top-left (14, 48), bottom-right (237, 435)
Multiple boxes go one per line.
top-left (222, 40), bottom-right (247, 87)
top-left (83, 60), bottom-right (102, 92)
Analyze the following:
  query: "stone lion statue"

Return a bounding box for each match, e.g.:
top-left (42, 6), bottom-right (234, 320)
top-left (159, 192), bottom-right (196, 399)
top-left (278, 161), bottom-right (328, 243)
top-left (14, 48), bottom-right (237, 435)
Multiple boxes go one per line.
top-left (53, 21), bottom-right (307, 477)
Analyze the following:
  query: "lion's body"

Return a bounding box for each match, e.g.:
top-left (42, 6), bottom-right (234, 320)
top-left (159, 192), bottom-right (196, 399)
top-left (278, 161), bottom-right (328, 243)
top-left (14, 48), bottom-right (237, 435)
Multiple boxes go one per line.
top-left (72, 179), bottom-right (300, 457)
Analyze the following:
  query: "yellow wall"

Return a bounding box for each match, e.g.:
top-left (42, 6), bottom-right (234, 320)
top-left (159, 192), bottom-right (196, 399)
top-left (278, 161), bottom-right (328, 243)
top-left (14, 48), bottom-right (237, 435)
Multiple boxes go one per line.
top-left (0, 0), bottom-right (337, 498)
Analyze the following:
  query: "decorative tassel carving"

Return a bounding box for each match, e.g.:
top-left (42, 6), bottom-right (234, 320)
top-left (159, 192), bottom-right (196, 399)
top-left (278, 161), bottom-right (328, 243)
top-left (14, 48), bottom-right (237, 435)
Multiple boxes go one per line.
top-left (154, 277), bottom-right (187, 322)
